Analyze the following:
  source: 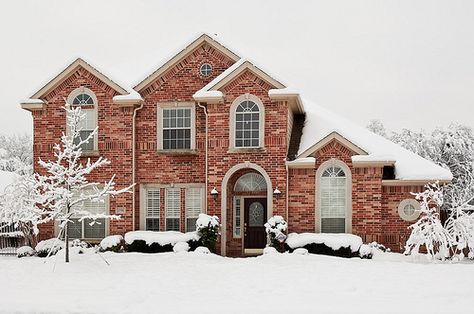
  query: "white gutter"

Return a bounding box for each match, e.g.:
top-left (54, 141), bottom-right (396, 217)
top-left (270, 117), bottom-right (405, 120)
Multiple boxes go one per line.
top-left (132, 102), bottom-right (144, 230)
top-left (197, 102), bottom-right (208, 212)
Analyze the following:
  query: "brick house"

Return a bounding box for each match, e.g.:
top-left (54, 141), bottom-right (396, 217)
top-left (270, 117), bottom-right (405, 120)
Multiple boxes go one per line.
top-left (20, 34), bottom-right (452, 256)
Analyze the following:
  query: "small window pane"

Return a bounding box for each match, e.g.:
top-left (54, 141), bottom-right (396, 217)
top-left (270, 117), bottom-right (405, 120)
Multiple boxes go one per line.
top-left (84, 218), bottom-right (106, 238)
top-left (146, 218), bottom-right (160, 231)
top-left (67, 218), bottom-right (82, 239)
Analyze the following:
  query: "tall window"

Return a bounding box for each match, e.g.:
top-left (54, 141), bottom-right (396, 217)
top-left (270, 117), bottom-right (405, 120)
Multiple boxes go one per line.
top-left (185, 188), bottom-right (203, 232)
top-left (145, 189), bottom-right (160, 231)
top-left (68, 196), bottom-right (107, 239)
top-left (235, 100), bottom-right (260, 148)
top-left (159, 104), bottom-right (195, 150)
top-left (320, 166), bottom-right (347, 233)
top-left (165, 188), bottom-right (181, 231)
top-left (68, 88), bottom-right (98, 152)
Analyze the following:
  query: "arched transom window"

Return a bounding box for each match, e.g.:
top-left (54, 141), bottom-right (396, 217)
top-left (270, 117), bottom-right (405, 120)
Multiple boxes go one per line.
top-left (320, 165), bottom-right (347, 233)
top-left (233, 96), bottom-right (264, 148)
top-left (67, 87), bottom-right (98, 152)
top-left (234, 172), bottom-right (267, 192)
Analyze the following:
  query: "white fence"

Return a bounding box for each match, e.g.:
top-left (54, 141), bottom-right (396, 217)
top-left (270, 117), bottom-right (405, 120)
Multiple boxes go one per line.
top-left (0, 223), bottom-right (24, 255)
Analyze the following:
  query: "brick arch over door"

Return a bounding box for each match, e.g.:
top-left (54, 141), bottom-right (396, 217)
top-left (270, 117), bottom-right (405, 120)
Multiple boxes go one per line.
top-left (220, 162), bottom-right (273, 256)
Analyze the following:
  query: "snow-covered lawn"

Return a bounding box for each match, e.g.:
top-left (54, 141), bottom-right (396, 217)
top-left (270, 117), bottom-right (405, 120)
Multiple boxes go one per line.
top-left (0, 251), bottom-right (473, 314)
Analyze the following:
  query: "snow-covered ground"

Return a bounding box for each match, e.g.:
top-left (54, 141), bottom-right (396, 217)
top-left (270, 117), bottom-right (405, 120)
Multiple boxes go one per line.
top-left (0, 251), bottom-right (473, 314)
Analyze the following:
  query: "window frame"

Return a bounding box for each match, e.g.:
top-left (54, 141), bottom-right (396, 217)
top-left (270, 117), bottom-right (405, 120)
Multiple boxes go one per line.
top-left (67, 87), bottom-right (99, 152)
top-left (316, 159), bottom-right (352, 233)
top-left (233, 196), bottom-right (242, 238)
top-left (55, 190), bottom-right (110, 240)
top-left (157, 102), bottom-right (196, 151)
top-left (199, 63), bottom-right (213, 77)
top-left (165, 188), bottom-right (181, 231)
top-left (398, 199), bottom-right (421, 221)
top-left (229, 94), bottom-right (265, 150)
top-left (185, 187), bottom-right (204, 233)
top-left (144, 188), bottom-right (161, 231)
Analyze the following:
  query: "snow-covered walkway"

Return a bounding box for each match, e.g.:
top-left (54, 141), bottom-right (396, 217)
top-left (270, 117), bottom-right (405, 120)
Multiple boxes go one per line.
top-left (0, 251), bottom-right (472, 313)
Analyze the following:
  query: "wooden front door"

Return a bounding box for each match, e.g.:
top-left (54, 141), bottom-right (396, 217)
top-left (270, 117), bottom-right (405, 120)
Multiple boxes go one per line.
top-left (244, 198), bottom-right (267, 249)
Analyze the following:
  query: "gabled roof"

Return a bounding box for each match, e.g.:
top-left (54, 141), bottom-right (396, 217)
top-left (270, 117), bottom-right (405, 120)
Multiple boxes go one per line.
top-left (193, 59), bottom-right (286, 103)
top-left (134, 34), bottom-right (240, 92)
top-left (30, 58), bottom-right (129, 99)
top-left (297, 98), bottom-right (453, 182)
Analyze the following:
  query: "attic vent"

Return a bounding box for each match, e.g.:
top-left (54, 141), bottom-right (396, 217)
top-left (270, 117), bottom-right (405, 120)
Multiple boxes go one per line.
top-left (199, 63), bottom-right (212, 76)
top-left (382, 166), bottom-right (395, 180)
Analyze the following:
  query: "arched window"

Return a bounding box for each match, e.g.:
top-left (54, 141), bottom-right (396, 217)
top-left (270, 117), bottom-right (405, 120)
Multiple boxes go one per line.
top-left (67, 87), bottom-right (98, 152)
top-left (317, 160), bottom-right (352, 233)
top-left (234, 172), bottom-right (267, 192)
top-left (231, 94), bottom-right (264, 149)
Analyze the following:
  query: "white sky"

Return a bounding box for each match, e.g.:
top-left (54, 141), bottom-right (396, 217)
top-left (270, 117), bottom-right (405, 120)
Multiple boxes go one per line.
top-left (1, 0), bottom-right (473, 135)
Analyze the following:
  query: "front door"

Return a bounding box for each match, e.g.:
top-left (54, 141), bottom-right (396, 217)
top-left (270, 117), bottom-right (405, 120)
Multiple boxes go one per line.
top-left (244, 198), bottom-right (267, 249)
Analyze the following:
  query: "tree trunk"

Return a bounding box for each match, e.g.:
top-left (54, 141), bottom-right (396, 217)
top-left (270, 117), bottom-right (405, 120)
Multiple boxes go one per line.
top-left (65, 220), bottom-right (69, 263)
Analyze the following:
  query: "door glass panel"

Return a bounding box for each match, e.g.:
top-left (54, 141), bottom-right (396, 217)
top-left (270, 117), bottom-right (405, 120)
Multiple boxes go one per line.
top-left (248, 202), bottom-right (264, 226)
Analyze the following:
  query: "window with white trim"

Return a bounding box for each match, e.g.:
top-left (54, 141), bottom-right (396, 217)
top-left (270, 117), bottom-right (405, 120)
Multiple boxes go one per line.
top-left (68, 88), bottom-right (98, 152)
top-left (235, 100), bottom-right (260, 148)
top-left (234, 173), bottom-right (267, 192)
top-left (165, 188), bottom-right (181, 231)
top-left (398, 199), bottom-right (421, 221)
top-left (67, 196), bottom-right (107, 240)
top-left (320, 166), bottom-right (347, 233)
top-left (145, 189), bottom-right (160, 231)
top-left (158, 104), bottom-right (195, 150)
top-left (233, 197), bottom-right (242, 238)
top-left (185, 188), bottom-right (203, 232)
top-left (199, 63), bottom-right (213, 76)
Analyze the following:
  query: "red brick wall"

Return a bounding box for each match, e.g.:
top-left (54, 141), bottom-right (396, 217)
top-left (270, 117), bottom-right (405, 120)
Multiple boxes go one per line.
top-left (287, 139), bottom-right (423, 252)
top-left (32, 67), bottom-right (134, 239)
top-left (29, 42), bottom-right (426, 254)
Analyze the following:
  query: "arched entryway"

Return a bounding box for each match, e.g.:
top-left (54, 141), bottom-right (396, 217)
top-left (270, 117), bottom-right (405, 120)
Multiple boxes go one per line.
top-left (221, 162), bottom-right (273, 256)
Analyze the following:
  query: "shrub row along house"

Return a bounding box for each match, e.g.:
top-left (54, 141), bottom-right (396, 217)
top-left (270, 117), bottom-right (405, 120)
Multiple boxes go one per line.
top-left (20, 34), bottom-right (452, 256)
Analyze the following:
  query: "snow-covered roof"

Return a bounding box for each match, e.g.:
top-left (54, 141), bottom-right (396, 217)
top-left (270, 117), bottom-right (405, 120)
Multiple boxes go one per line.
top-left (297, 98), bottom-right (453, 181)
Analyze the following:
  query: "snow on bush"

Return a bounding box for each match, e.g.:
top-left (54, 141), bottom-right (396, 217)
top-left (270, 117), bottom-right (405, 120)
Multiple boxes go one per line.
top-left (359, 244), bottom-right (372, 259)
top-left (293, 248), bottom-right (309, 255)
top-left (286, 233), bottom-right (362, 252)
top-left (264, 215), bottom-right (287, 251)
top-left (173, 241), bottom-right (190, 253)
top-left (71, 239), bottom-right (88, 248)
top-left (100, 235), bottom-right (123, 252)
top-left (17, 246), bottom-right (35, 258)
top-left (195, 213), bottom-right (220, 252)
top-left (263, 246), bottom-right (278, 255)
top-left (35, 238), bottom-right (64, 257)
top-left (125, 231), bottom-right (199, 246)
top-left (194, 246), bottom-right (211, 254)
top-left (404, 182), bottom-right (452, 260)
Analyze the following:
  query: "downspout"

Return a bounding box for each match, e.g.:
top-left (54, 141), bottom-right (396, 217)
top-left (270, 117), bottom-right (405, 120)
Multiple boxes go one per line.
top-left (132, 102), bottom-right (144, 231)
top-left (286, 159), bottom-right (289, 229)
top-left (197, 102), bottom-right (208, 212)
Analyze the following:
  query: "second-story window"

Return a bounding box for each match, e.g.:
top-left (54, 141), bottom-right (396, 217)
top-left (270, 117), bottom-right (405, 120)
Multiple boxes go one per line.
top-left (68, 87), bottom-right (98, 152)
top-left (158, 103), bottom-right (195, 150)
top-left (231, 94), bottom-right (264, 149)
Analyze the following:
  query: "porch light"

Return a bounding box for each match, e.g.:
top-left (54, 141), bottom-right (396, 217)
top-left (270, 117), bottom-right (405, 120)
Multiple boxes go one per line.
top-left (211, 187), bottom-right (219, 200)
top-left (273, 187), bottom-right (282, 198)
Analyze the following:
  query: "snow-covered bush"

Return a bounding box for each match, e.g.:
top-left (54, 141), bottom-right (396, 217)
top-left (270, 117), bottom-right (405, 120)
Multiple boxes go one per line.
top-left (35, 238), bottom-right (65, 257)
top-left (285, 233), bottom-right (362, 258)
top-left (71, 239), bottom-right (88, 248)
top-left (124, 231), bottom-right (199, 253)
top-left (358, 244), bottom-right (372, 259)
top-left (293, 248), bottom-right (309, 255)
top-left (194, 246), bottom-right (211, 254)
top-left (99, 235), bottom-right (123, 252)
top-left (173, 241), bottom-right (190, 253)
top-left (17, 246), bottom-right (35, 258)
top-left (263, 246), bottom-right (278, 255)
top-left (404, 182), bottom-right (452, 260)
top-left (264, 215), bottom-right (287, 251)
top-left (195, 213), bottom-right (220, 252)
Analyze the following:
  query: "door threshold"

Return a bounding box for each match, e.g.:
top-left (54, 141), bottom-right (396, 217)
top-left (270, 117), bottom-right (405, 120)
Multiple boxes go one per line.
top-left (244, 248), bottom-right (264, 256)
